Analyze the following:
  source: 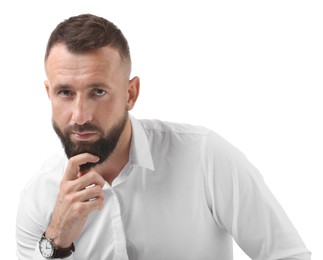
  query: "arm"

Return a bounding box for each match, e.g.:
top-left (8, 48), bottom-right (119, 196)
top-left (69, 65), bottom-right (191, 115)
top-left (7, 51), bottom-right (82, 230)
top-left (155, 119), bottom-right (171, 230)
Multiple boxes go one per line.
top-left (16, 191), bottom-right (48, 259)
top-left (204, 131), bottom-right (311, 260)
top-left (16, 153), bottom-right (105, 259)
top-left (45, 153), bottom-right (105, 248)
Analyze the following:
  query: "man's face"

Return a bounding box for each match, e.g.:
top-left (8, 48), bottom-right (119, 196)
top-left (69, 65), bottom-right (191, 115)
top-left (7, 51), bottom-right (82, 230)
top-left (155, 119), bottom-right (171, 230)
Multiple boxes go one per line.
top-left (45, 44), bottom-right (137, 169)
top-left (52, 110), bottom-right (128, 171)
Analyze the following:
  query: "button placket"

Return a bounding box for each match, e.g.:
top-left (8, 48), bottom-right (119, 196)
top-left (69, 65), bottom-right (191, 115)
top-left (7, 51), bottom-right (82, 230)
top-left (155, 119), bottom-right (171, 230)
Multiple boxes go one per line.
top-left (110, 188), bottom-right (129, 260)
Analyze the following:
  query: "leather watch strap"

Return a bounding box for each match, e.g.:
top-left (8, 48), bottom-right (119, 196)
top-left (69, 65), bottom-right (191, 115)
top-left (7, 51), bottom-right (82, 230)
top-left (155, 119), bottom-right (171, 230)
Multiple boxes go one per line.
top-left (42, 232), bottom-right (75, 259)
top-left (53, 242), bottom-right (75, 258)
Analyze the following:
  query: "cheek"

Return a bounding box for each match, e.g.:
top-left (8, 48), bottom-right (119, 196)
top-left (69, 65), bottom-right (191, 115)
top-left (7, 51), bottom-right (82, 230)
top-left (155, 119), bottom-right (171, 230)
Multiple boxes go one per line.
top-left (51, 102), bottom-right (71, 125)
top-left (95, 100), bottom-right (124, 123)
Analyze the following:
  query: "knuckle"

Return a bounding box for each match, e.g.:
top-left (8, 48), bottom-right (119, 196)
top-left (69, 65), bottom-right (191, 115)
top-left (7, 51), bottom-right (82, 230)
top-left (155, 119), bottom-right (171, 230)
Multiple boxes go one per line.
top-left (64, 193), bottom-right (77, 204)
top-left (73, 202), bottom-right (86, 214)
top-left (93, 185), bottom-right (102, 194)
top-left (97, 198), bottom-right (104, 210)
top-left (93, 174), bottom-right (105, 186)
top-left (60, 181), bottom-right (73, 194)
top-left (90, 198), bottom-right (103, 211)
top-left (85, 170), bottom-right (96, 179)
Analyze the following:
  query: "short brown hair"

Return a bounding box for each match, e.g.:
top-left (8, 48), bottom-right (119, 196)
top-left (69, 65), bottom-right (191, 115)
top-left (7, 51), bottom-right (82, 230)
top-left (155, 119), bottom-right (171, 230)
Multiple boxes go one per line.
top-left (45, 14), bottom-right (131, 69)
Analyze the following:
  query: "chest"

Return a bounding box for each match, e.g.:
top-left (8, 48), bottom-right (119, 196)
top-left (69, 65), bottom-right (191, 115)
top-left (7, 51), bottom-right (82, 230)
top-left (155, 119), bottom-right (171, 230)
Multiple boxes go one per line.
top-left (74, 167), bottom-right (232, 260)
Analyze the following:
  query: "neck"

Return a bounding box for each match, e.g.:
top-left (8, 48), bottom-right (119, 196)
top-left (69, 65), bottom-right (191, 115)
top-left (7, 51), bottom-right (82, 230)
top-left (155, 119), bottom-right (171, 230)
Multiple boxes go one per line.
top-left (95, 119), bottom-right (132, 184)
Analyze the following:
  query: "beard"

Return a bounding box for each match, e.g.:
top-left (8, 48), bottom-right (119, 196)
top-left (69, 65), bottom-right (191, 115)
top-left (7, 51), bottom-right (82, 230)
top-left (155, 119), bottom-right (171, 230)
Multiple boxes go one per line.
top-left (53, 111), bottom-right (128, 171)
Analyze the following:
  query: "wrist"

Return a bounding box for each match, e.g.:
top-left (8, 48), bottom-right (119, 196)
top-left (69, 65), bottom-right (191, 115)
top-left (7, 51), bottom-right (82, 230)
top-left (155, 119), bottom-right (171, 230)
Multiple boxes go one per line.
top-left (39, 232), bottom-right (75, 259)
top-left (45, 227), bottom-right (71, 248)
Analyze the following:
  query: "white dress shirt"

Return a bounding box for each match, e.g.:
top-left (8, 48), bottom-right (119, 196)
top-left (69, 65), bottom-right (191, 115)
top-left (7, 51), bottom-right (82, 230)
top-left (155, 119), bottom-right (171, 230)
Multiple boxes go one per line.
top-left (16, 116), bottom-right (311, 260)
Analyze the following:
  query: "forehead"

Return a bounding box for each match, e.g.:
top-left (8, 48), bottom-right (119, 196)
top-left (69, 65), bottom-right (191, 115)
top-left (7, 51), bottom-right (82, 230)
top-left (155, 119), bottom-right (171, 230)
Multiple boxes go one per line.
top-left (45, 44), bottom-right (123, 77)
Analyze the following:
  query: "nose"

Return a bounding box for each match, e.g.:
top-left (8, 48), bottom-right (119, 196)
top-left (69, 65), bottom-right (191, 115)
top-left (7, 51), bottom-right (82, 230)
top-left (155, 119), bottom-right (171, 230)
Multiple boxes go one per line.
top-left (72, 95), bottom-right (93, 125)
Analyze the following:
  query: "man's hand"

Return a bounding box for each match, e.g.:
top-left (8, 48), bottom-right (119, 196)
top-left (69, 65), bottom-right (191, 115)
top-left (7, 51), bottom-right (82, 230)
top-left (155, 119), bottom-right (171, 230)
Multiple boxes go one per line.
top-left (45, 153), bottom-right (105, 248)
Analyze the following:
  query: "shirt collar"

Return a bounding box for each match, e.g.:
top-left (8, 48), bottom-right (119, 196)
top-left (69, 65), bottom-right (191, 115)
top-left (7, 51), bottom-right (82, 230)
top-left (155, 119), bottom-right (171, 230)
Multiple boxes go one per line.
top-left (128, 115), bottom-right (155, 171)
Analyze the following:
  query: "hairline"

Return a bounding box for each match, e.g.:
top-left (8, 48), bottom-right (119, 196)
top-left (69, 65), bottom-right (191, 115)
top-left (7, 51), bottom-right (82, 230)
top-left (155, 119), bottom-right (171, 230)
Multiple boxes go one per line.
top-left (44, 42), bottom-right (132, 79)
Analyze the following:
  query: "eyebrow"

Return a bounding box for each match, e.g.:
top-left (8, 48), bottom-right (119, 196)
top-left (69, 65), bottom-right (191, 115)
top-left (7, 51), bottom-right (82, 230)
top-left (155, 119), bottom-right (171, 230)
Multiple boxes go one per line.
top-left (53, 82), bottom-right (109, 91)
top-left (52, 84), bottom-right (72, 92)
top-left (87, 83), bottom-right (109, 89)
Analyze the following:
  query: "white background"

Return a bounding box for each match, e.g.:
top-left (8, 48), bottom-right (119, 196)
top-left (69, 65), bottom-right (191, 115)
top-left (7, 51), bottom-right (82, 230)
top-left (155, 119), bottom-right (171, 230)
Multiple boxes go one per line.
top-left (1, 1), bottom-right (322, 259)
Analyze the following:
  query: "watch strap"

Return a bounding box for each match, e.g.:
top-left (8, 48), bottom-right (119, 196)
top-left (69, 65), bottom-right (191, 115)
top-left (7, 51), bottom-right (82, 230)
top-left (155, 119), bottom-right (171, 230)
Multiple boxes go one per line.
top-left (52, 242), bottom-right (75, 259)
top-left (41, 232), bottom-right (75, 259)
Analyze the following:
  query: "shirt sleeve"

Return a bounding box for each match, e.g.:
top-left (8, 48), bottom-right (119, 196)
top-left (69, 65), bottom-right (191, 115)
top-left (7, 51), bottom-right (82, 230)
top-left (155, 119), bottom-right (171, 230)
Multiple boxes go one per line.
top-left (16, 185), bottom-right (74, 260)
top-left (204, 131), bottom-right (311, 260)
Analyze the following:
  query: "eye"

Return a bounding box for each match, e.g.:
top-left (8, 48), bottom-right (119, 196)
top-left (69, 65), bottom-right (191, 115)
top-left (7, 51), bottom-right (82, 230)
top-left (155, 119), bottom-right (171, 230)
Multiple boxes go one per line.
top-left (92, 88), bottom-right (106, 97)
top-left (58, 89), bottom-right (73, 97)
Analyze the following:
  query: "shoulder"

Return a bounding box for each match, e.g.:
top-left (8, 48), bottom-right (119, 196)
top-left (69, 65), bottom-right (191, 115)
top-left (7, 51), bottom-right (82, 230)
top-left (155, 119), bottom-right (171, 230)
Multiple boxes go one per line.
top-left (136, 118), bottom-right (246, 164)
top-left (20, 150), bottom-right (67, 213)
top-left (17, 150), bottom-right (67, 243)
top-left (138, 118), bottom-right (210, 136)
top-left (24, 149), bottom-right (66, 190)
top-left (138, 119), bottom-right (213, 155)
top-left (138, 118), bottom-right (239, 152)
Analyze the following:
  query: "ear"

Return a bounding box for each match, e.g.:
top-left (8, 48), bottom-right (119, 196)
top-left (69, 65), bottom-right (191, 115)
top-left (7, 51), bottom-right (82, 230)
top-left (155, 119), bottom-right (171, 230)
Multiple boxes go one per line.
top-left (44, 80), bottom-right (51, 99)
top-left (127, 76), bottom-right (140, 111)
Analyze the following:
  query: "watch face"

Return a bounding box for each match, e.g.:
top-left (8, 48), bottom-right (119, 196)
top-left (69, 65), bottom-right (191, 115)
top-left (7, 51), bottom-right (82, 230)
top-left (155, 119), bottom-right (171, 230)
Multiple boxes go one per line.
top-left (39, 237), bottom-right (54, 257)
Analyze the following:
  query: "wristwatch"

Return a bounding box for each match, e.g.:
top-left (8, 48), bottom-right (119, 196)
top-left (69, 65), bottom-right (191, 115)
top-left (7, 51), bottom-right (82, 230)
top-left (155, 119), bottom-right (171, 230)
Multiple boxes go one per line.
top-left (39, 233), bottom-right (75, 259)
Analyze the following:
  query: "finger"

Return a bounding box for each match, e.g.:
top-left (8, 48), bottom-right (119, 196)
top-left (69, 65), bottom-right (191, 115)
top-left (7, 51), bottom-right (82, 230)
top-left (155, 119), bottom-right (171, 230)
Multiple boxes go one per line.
top-left (56, 183), bottom-right (104, 213)
top-left (86, 197), bottom-right (104, 210)
top-left (63, 153), bottom-right (100, 181)
top-left (79, 185), bottom-right (105, 202)
top-left (68, 196), bottom-right (104, 218)
top-left (72, 196), bottom-right (105, 216)
top-left (74, 171), bottom-right (106, 191)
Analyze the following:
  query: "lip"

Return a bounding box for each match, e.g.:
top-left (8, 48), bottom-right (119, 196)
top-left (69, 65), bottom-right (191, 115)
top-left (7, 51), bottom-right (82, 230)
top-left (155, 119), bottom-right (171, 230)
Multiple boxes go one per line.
top-left (71, 131), bottom-right (98, 141)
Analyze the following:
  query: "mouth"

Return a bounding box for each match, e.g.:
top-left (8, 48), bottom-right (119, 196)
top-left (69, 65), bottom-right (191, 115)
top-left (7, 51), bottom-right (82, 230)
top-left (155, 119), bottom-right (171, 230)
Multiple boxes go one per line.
top-left (70, 131), bottom-right (99, 142)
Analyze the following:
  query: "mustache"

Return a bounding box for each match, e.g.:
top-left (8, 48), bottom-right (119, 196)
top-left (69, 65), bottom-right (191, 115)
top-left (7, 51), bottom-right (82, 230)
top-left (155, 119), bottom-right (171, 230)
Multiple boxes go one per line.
top-left (65, 123), bottom-right (104, 135)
